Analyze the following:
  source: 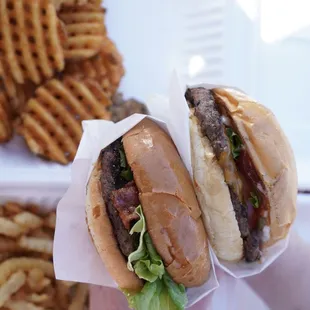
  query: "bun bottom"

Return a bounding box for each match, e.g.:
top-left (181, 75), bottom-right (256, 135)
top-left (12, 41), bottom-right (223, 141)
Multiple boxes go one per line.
top-left (190, 114), bottom-right (243, 261)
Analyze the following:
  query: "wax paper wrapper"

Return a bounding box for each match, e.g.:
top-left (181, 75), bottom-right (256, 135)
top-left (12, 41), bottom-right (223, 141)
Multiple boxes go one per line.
top-left (54, 113), bottom-right (219, 307)
top-left (156, 72), bottom-right (290, 279)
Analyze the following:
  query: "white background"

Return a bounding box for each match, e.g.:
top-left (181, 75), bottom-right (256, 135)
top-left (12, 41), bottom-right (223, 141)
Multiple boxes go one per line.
top-left (105, 0), bottom-right (310, 189)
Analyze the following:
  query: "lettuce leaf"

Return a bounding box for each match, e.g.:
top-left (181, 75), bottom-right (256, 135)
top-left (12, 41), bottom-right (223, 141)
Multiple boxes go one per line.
top-left (124, 206), bottom-right (188, 310)
top-left (119, 147), bottom-right (134, 181)
top-left (226, 127), bottom-right (243, 159)
top-left (123, 274), bottom-right (186, 310)
top-left (127, 206), bottom-right (165, 282)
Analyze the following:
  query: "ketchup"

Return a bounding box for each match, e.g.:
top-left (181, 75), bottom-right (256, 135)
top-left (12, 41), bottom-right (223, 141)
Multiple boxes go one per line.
top-left (235, 150), bottom-right (267, 231)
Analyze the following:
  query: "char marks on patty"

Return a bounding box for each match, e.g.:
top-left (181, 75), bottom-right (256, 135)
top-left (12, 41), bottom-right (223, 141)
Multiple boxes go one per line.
top-left (111, 181), bottom-right (140, 230)
top-left (100, 139), bottom-right (138, 257)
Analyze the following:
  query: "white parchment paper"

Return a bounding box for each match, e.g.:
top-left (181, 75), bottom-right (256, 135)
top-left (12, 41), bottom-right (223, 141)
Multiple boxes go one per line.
top-left (54, 112), bottom-right (219, 307)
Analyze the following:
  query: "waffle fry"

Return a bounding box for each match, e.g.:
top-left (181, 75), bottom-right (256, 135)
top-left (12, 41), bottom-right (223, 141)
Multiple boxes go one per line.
top-left (0, 58), bottom-right (36, 119)
top-left (53, 0), bottom-right (102, 11)
top-left (64, 54), bottom-right (112, 97)
top-left (100, 37), bottom-right (125, 93)
top-left (0, 59), bottom-right (17, 101)
top-left (0, 0), bottom-right (67, 85)
top-left (59, 3), bottom-right (106, 60)
top-left (19, 76), bottom-right (111, 164)
top-left (0, 90), bottom-right (13, 143)
top-left (64, 37), bottom-right (124, 96)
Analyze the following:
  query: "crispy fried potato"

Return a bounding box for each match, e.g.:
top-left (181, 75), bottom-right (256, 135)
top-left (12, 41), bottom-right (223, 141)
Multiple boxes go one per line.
top-left (59, 3), bottom-right (106, 59)
top-left (0, 271), bottom-right (26, 307)
top-left (27, 277), bottom-right (51, 293)
top-left (0, 0), bottom-right (67, 84)
top-left (3, 203), bottom-right (23, 217)
top-left (5, 300), bottom-right (44, 310)
top-left (0, 218), bottom-right (25, 238)
top-left (13, 213), bottom-right (43, 231)
top-left (64, 37), bottom-right (124, 96)
top-left (0, 90), bottom-right (13, 143)
top-left (28, 268), bottom-right (44, 283)
top-left (26, 293), bottom-right (49, 304)
top-left (0, 202), bottom-right (90, 309)
top-left (0, 59), bottom-right (18, 102)
top-left (0, 237), bottom-right (19, 254)
top-left (56, 280), bottom-right (70, 309)
top-left (64, 51), bottom-right (112, 97)
top-left (68, 283), bottom-right (88, 310)
top-left (100, 37), bottom-right (125, 94)
top-left (19, 76), bottom-right (111, 164)
top-left (43, 212), bottom-right (56, 230)
top-left (24, 205), bottom-right (43, 217)
top-left (18, 237), bottom-right (53, 255)
top-left (0, 258), bottom-right (54, 286)
top-left (28, 229), bottom-right (52, 240)
top-left (0, 59), bottom-right (35, 115)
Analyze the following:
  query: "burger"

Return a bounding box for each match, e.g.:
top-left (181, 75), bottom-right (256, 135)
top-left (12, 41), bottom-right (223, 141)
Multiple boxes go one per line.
top-left (185, 87), bottom-right (297, 262)
top-left (86, 119), bottom-right (211, 310)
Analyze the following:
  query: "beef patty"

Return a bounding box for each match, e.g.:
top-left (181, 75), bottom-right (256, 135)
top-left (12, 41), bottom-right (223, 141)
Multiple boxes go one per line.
top-left (100, 139), bottom-right (138, 257)
top-left (186, 87), bottom-right (261, 262)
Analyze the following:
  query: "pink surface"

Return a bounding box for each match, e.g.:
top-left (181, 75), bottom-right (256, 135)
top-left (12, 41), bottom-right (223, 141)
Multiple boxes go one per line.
top-left (90, 285), bottom-right (214, 310)
top-left (90, 228), bottom-right (310, 310)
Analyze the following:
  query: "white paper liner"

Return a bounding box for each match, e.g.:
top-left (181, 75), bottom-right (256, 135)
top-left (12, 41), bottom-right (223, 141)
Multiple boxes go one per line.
top-left (164, 72), bottom-right (291, 278)
top-left (54, 114), bottom-right (219, 307)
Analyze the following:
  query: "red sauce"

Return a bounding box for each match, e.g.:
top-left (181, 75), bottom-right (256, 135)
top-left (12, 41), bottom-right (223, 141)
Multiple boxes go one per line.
top-left (235, 150), bottom-right (267, 230)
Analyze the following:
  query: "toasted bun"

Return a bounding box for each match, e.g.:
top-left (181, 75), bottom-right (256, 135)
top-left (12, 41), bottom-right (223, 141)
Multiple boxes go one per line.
top-left (123, 119), bottom-right (210, 287)
top-left (212, 88), bottom-right (297, 246)
top-left (189, 114), bottom-right (243, 261)
top-left (86, 160), bottom-right (143, 291)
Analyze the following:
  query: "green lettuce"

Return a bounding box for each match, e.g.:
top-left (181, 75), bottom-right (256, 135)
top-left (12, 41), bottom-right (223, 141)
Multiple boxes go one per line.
top-left (226, 127), bottom-right (243, 159)
top-left (127, 206), bottom-right (165, 282)
top-left (125, 206), bottom-right (188, 310)
top-left (250, 192), bottom-right (259, 208)
top-left (119, 147), bottom-right (133, 181)
top-left (123, 274), bottom-right (187, 310)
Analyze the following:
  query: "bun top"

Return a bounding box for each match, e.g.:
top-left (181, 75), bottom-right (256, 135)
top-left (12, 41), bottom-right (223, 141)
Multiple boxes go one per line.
top-left (213, 88), bottom-right (297, 245)
top-left (123, 119), bottom-right (210, 287)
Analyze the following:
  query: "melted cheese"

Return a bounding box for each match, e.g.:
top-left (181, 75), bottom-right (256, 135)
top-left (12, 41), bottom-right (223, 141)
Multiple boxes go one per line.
top-left (218, 150), bottom-right (243, 200)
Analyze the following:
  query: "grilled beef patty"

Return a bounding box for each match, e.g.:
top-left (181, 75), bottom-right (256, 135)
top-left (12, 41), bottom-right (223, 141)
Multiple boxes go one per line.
top-left (100, 139), bottom-right (138, 257)
top-left (186, 87), bottom-right (261, 262)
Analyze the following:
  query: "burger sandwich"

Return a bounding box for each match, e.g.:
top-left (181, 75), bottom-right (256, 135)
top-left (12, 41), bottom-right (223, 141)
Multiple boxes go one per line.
top-left (186, 87), bottom-right (297, 262)
top-left (86, 119), bottom-right (211, 310)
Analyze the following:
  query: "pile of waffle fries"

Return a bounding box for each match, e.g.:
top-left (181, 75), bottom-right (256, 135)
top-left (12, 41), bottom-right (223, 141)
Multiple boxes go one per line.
top-left (0, 0), bottom-right (124, 164)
